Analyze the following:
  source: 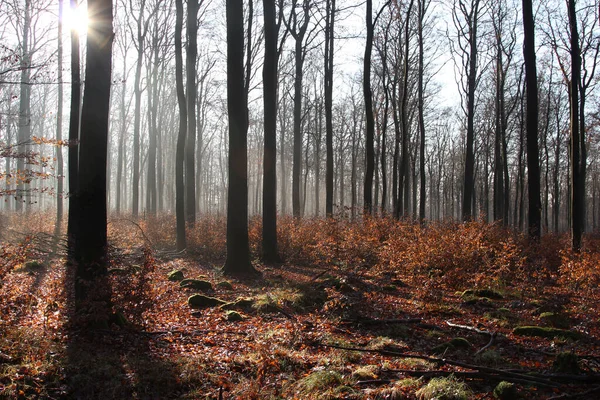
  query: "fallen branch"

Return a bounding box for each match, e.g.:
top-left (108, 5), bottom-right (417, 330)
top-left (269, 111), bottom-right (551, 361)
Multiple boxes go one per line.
top-left (309, 341), bottom-right (560, 388)
top-left (475, 332), bottom-right (497, 355)
top-left (343, 317), bottom-right (422, 326)
top-left (548, 385), bottom-right (600, 399)
top-left (445, 320), bottom-right (497, 355)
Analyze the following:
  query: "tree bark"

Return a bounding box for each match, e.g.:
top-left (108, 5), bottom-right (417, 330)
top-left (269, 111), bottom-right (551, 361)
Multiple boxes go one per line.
top-left (175, 0), bottom-right (187, 251)
top-left (223, 0), bottom-right (256, 276)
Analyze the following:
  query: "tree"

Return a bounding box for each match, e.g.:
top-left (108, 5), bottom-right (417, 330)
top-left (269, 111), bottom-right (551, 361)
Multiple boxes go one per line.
top-left (186, 0), bottom-right (199, 225)
top-left (450, 0), bottom-right (483, 221)
top-left (54, 0), bottom-right (64, 235)
top-left (522, 0), bottom-right (541, 240)
top-left (363, 0), bottom-right (375, 215)
top-left (175, 0), bottom-right (187, 251)
top-left (324, 0), bottom-right (335, 217)
top-left (262, 0), bottom-right (281, 263)
top-left (285, 0), bottom-right (310, 218)
top-left (567, 0), bottom-right (583, 251)
top-left (67, 0), bottom-right (81, 255)
top-left (223, 0), bottom-right (256, 276)
top-left (73, 0), bottom-right (113, 298)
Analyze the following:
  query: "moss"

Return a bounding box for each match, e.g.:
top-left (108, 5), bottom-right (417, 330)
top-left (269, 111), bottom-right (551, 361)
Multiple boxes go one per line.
top-left (493, 381), bottom-right (518, 400)
top-left (110, 310), bottom-right (129, 327)
top-left (14, 260), bottom-right (45, 273)
top-left (292, 370), bottom-right (344, 397)
top-left (351, 365), bottom-right (379, 381)
top-left (462, 288), bottom-right (503, 300)
top-left (220, 297), bottom-right (255, 312)
top-left (433, 338), bottom-right (471, 354)
top-left (539, 312), bottom-right (571, 329)
top-left (416, 375), bottom-right (472, 400)
top-left (167, 269), bottom-right (184, 281)
top-left (179, 279), bottom-right (213, 291)
top-left (553, 352), bottom-right (580, 373)
top-left (216, 281), bottom-right (233, 290)
top-left (513, 326), bottom-right (581, 340)
top-left (188, 294), bottom-right (226, 308)
top-left (224, 310), bottom-right (245, 322)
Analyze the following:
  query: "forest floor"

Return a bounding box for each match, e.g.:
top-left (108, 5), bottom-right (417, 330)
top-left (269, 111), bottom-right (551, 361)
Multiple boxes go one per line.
top-left (1, 213), bottom-right (600, 399)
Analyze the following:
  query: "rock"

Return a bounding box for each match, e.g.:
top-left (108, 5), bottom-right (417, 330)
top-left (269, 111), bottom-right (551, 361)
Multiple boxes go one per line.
top-left (512, 326), bottom-right (581, 340)
top-left (180, 279), bottom-right (212, 291)
top-left (432, 337), bottom-right (471, 354)
top-left (167, 269), bottom-right (184, 281)
top-left (188, 294), bottom-right (226, 308)
top-left (216, 281), bottom-right (234, 290)
top-left (220, 297), bottom-right (255, 312)
top-left (225, 310), bottom-right (245, 322)
top-left (553, 352), bottom-right (580, 373)
top-left (539, 312), bottom-right (571, 329)
top-left (461, 288), bottom-right (503, 300)
top-left (493, 381), bottom-right (518, 400)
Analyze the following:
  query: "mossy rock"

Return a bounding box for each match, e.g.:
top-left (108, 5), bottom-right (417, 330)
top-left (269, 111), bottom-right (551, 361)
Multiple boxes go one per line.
top-left (180, 279), bottom-right (212, 291)
top-left (513, 326), bottom-right (581, 340)
top-left (167, 269), bottom-right (184, 281)
top-left (493, 381), bottom-right (518, 400)
top-left (539, 312), bottom-right (571, 329)
top-left (462, 296), bottom-right (495, 308)
top-left (110, 310), bottom-right (130, 327)
top-left (224, 310), bottom-right (245, 322)
top-left (462, 288), bottom-right (503, 300)
top-left (220, 297), bottom-right (255, 312)
top-left (216, 281), bottom-right (234, 290)
top-left (432, 337), bottom-right (471, 354)
top-left (188, 294), bottom-right (226, 308)
top-left (14, 260), bottom-right (45, 273)
top-left (553, 352), bottom-right (580, 373)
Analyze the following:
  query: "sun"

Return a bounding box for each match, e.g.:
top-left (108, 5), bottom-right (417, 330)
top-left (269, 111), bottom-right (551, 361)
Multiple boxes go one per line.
top-left (62, 3), bottom-right (89, 35)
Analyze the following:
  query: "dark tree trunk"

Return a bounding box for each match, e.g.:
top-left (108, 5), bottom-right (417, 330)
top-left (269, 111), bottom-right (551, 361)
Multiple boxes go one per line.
top-left (325, 0), bottom-right (335, 217)
top-left (186, 0), bottom-right (199, 225)
top-left (568, 0), bottom-right (583, 251)
top-left (522, 0), bottom-right (541, 241)
top-left (16, 0), bottom-right (31, 212)
top-left (261, 0), bottom-right (280, 263)
top-left (363, 0), bottom-right (375, 215)
top-left (417, 0), bottom-right (426, 223)
top-left (55, 0), bottom-right (64, 236)
top-left (67, 0), bottom-right (81, 256)
top-left (175, 0), bottom-right (187, 251)
top-left (223, 0), bottom-right (256, 276)
top-left (73, 0), bottom-right (113, 297)
top-left (462, 0), bottom-right (480, 221)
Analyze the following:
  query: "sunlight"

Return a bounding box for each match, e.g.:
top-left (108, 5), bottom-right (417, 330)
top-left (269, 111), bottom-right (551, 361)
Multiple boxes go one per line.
top-left (62, 2), bottom-right (89, 35)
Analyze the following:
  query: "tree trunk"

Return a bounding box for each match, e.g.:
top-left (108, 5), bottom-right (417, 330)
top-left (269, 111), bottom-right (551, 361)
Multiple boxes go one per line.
top-left (223, 0), bottom-right (256, 276)
top-left (568, 0), bottom-right (583, 251)
top-left (186, 0), bottom-right (199, 225)
top-left (262, 0), bottom-right (280, 263)
top-left (73, 0), bottom-right (113, 298)
top-left (363, 0), bottom-right (375, 215)
top-left (325, 0), bottom-right (335, 217)
top-left (175, 0), bottom-right (187, 251)
top-left (55, 0), bottom-right (64, 235)
top-left (67, 0), bottom-right (81, 256)
top-left (522, 0), bottom-right (541, 241)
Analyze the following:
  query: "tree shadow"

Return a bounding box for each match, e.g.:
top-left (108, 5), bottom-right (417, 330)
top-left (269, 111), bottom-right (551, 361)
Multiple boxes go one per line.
top-left (63, 262), bottom-right (185, 399)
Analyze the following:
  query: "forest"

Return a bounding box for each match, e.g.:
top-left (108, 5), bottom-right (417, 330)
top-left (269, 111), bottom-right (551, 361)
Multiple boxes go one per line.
top-left (0, 0), bottom-right (600, 398)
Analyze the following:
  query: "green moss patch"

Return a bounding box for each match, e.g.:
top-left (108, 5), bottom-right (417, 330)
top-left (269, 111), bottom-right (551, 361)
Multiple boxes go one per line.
top-left (493, 381), bottom-right (518, 400)
top-left (167, 269), bottom-right (184, 281)
top-left (462, 288), bottom-right (504, 300)
top-left (553, 352), bottom-right (580, 373)
top-left (415, 375), bottom-right (472, 400)
top-left (179, 279), bottom-right (212, 291)
top-left (220, 297), bottom-right (255, 312)
top-left (14, 260), bottom-right (45, 273)
top-left (224, 310), bottom-right (245, 322)
top-left (432, 337), bottom-right (471, 354)
top-left (188, 294), bottom-right (226, 308)
top-left (216, 281), bottom-right (233, 290)
top-left (513, 326), bottom-right (581, 340)
top-left (539, 312), bottom-right (571, 329)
